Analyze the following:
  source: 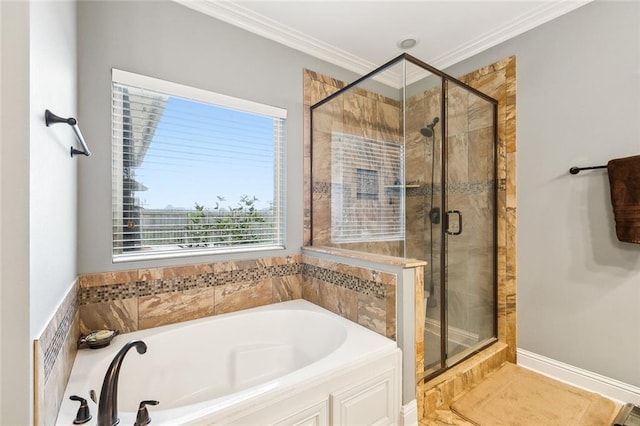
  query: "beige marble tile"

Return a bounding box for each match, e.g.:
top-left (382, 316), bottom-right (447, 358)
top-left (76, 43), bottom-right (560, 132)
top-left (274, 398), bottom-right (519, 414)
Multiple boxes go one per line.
top-left (357, 293), bottom-right (386, 336)
top-left (35, 310), bottom-right (79, 426)
top-left (139, 288), bottom-right (213, 329)
top-left (79, 270), bottom-right (138, 287)
top-left (311, 198), bottom-right (331, 245)
top-left (80, 297), bottom-right (138, 334)
top-left (319, 281), bottom-right (358, 322)
top-left (272, 275), bottom-right (302, 303)
top-left (301, 276), bottom-right (321, 305)
top-left (419, 343), bottom-right (508, 418)
top-left (420, 409), bottom-right (475, 426)
top-left (385, 283), bottom-right (397, 340)
top-left (214, 279), bottom-right (271, 315)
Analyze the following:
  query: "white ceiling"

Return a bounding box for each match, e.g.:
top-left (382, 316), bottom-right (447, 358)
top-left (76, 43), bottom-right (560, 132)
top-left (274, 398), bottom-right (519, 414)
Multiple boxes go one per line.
top-left (177, 0), bottom-right (592, 76)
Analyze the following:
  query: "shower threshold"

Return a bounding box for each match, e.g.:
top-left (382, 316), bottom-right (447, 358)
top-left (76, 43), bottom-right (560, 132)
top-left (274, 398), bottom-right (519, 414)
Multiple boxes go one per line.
top-left (614, 403), bottom-right (640, 426)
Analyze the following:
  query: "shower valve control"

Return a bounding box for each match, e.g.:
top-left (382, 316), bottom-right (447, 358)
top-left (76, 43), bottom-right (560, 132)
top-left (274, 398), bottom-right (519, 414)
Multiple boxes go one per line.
top-left (429, 207), bottom-right (441, 224)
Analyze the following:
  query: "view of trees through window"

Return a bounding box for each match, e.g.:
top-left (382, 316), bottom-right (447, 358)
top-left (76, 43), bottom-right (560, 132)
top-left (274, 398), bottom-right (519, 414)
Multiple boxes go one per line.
top-left (112, 71), bottom-right (286, 259)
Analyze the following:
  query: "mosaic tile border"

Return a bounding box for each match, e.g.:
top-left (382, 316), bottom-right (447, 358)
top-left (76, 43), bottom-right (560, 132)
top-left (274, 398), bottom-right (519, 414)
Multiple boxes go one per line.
top-left (312, 180), bottom-right (494, 200)
top-left (79, 263), bottom-right (302, 305)
top-left (406, 180), bottom-right (495, 197)
top-left (302, 263), bottom-right (386, 299)
top-left (42, 294), bottom-right (76, 382)
top-left (312, 182), bottom-right (331, 200)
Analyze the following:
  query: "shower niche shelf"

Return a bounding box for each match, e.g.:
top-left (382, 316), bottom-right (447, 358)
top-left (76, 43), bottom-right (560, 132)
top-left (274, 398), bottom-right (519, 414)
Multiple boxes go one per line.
top-left (384, 184), bottom-right (420, 189)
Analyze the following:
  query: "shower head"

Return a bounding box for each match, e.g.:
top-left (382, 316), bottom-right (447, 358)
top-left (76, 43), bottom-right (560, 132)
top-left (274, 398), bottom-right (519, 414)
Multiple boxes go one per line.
top-left (420, 117), bottom-right (440, 138)
top-left (420, 127), bottom-right (433, 138)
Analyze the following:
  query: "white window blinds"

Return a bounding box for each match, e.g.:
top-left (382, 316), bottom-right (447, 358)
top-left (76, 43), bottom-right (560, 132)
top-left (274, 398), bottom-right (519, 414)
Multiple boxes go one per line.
top-left (111, 69), bottom-right (286, 261)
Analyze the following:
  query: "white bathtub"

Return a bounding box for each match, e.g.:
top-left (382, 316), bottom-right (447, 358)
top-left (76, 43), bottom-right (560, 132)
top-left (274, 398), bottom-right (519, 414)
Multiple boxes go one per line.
top-left (57, 300), bottom-right (401, 425)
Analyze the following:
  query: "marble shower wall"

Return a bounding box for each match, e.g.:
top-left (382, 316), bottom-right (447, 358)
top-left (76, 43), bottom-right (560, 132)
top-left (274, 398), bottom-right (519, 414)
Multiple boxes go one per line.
top-left (417, 56), bottom-right (517, 418)
top-left (306, 70), bottom-right (404, 257)
top-left (405, 81), bottom-right (496, 340)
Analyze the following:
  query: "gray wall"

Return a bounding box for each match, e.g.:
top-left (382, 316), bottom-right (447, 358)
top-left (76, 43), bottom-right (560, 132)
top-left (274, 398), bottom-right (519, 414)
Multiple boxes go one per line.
top-left (445, 0), bottom-right (640, 387)
top-left (0, 1), bottom-right (78, 423)
top-left (30, 1), bottom-right (78, 338)
top-left (77, 1), bottom-right (358, 274)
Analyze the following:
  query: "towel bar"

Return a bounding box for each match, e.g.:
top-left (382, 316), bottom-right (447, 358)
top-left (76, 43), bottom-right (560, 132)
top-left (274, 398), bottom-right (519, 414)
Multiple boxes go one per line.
top-left (569, 165), bottom-right (607, 175)
top-left (45, 109), bottom-right (92, 157)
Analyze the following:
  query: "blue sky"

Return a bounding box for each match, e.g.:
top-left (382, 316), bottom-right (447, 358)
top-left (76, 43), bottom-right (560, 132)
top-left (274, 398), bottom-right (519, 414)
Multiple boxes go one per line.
top-left (135, 96), bottom-right (276, 211)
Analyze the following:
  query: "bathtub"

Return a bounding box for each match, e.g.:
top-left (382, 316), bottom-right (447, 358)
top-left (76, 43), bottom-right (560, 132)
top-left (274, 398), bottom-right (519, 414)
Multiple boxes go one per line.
top-left (57, 300), bottom-right (401, 425)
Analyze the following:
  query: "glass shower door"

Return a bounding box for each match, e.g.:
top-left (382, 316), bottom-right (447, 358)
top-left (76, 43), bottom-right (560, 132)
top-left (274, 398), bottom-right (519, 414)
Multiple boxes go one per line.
top-left (443, 80), bottom-right (497, 365)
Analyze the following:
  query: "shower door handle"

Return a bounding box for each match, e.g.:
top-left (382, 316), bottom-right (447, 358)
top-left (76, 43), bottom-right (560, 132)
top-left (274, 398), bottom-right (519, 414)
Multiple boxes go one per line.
top-left (445, 210), bottom-right (462, 235)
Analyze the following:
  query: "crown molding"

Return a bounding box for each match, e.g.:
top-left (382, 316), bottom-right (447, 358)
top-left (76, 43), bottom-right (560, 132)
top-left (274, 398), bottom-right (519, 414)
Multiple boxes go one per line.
top-left (175, 0), bottom-right (591, 87)
top-left (427, 0), bottom-right (592, 70)
top-left (174, 1), bottom-right (378, 75)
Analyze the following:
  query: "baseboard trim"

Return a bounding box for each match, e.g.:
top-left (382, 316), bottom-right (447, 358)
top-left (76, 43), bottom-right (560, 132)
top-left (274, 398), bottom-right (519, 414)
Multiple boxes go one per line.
top-left (400, 399), bottom-right (418, 426)
top-left (517, 348), bottom-right (640, 404)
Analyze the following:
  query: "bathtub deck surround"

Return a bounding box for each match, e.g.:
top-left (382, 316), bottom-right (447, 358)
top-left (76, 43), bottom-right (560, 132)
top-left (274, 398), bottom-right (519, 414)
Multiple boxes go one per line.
top-left (78, 255), bottom-right (303, 334)
top-left (77, 253), bottom-right (398, 340)
top-left (58, 300), bottom-right (402, 425)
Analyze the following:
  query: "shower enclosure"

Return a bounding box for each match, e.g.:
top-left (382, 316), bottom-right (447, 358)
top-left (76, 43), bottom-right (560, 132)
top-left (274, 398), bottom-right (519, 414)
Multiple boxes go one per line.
top-left (310, 54), bottom-right (497, 378)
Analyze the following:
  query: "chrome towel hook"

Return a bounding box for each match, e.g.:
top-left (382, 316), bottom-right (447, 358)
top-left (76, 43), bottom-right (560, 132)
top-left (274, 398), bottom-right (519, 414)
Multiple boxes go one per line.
top-left (45, 109), bottom-right (92, 157)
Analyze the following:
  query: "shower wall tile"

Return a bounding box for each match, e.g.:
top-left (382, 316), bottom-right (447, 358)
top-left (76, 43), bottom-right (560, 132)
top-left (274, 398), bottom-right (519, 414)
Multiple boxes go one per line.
top-left (417, 55), bottom-right (517, 405)
top-left (457, 56), bottom-right (517, 364)
top-left (339, 240), bottom-right (404, 257)
top-left (446, 84), bottom-right (470, 137)
top-left (447, 134), bottom-right (470, 183)
top-left (303, 69), bottom-right (344, 246)
top-left (304, 69), bottom-right (403, 253)
top-left (468, 127), bottom-right (494, 182)
top-left (468, 98), bottom-right (495, 132)
top-left (312, 131), bottom-right (332, 182)
top-left (377, 101), bottom-right (402, 143)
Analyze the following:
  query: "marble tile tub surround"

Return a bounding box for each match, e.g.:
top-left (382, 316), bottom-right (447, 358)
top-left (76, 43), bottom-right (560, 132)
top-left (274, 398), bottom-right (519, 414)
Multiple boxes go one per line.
top-left (78, 255), bottom-right (303, 334)
top-left (77, 253), bottom-right (401, 341)
top-left (34, 281), bottom-right (80, 426)
top-left (302, 251), bottom-right (399, 339)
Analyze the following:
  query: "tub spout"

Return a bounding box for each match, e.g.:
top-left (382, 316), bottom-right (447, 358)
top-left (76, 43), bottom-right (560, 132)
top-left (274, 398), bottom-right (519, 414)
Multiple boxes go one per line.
top-left (98, 340), bottom-right (147, 426)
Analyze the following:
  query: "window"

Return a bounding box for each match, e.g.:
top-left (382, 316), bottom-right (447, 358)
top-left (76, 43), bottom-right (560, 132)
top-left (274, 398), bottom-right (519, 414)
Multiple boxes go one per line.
top-left (111, 69), bottom-right (286, 261)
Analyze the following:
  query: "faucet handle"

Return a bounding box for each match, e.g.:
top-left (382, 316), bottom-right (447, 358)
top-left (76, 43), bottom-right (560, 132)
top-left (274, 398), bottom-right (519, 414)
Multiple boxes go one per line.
top-left (69, 395), bottom-right (92, 424)
top-left (134, 400), bottom-right (159, 426)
